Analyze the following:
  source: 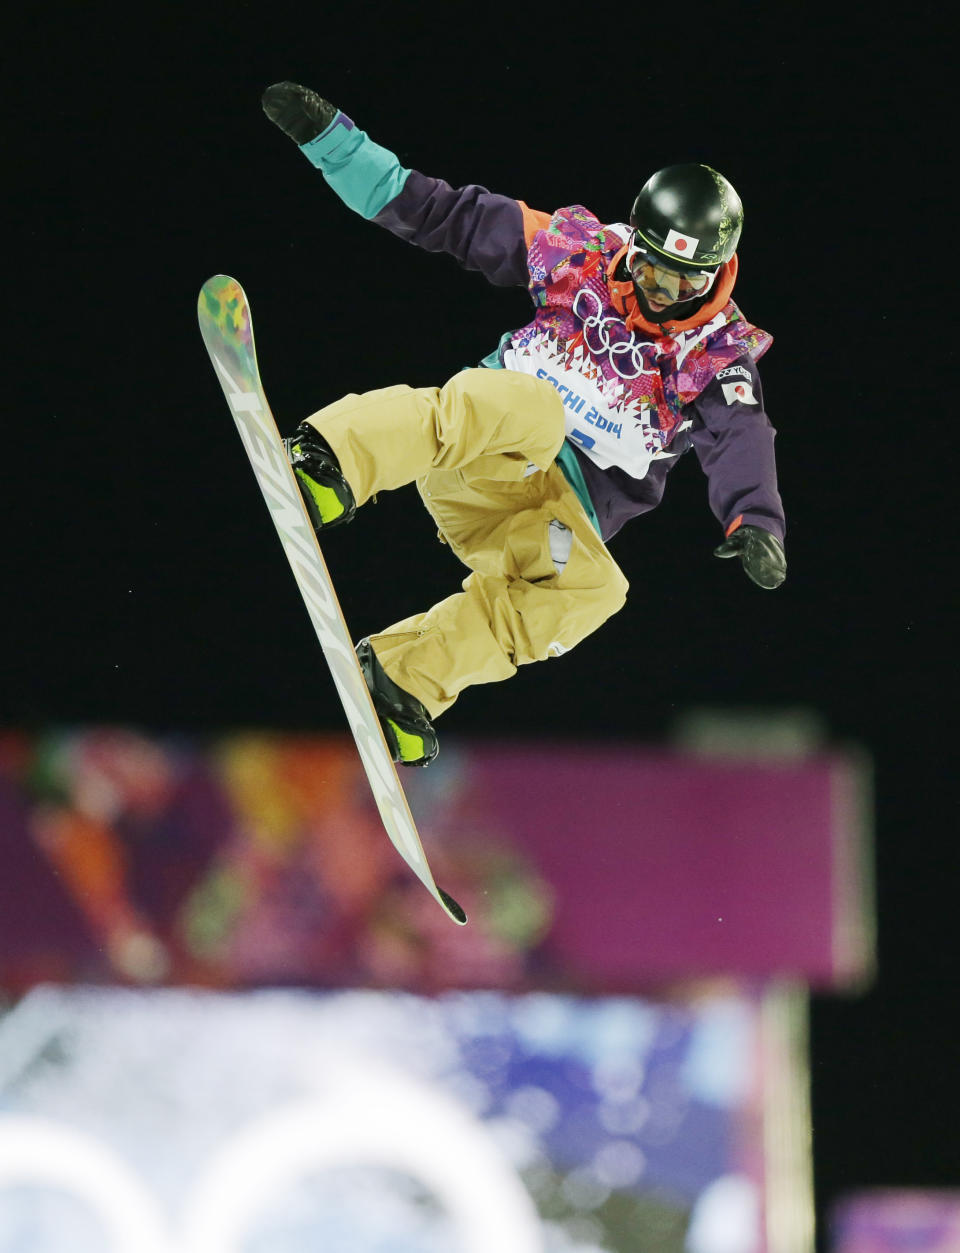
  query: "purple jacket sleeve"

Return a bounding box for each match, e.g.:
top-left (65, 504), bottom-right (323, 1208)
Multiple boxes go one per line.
top-left (371, 169), bottom-right (531, 288)
top-left (688, 357), bottom-right (786, 544)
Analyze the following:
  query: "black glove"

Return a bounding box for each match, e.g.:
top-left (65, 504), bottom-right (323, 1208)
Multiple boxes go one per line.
top-left (714, 525), bottom-right (786, 589)
top-left (262, 82), bottom-right (337, 144)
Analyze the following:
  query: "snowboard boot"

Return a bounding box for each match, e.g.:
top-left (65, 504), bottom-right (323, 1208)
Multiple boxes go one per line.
top-left (284, 424), bottom-right (357, 533)
top-left (356, 638), bottom-right (439, 768)
top-left (262, 82), bottom-right (337, 145)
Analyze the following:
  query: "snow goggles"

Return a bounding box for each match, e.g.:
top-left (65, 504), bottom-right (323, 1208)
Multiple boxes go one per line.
top-left (626, 235), bottom-right (718, 304)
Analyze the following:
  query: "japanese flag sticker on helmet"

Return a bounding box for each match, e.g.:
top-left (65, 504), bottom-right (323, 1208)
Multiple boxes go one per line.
top-left (721, 380), bottom-right (758, 405)
top-left (663, 227), bottom-right (700, 258)
top-left (630, 164), bottom-right (743, 269)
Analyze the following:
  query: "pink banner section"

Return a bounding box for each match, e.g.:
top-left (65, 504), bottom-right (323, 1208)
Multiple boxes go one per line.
top-left (831, 1191), bottom-right (960, 1252)
top-left (425, 744), bottom-right (874, 991)
top-left (0, 729), bottom-right (873, 994)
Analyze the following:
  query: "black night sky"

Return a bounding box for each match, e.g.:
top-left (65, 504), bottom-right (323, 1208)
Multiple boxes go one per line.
top-left (5, 5), bottom-right (956, 1246)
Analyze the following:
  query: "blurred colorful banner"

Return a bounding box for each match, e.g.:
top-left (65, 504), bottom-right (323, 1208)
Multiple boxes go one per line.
top-left (0, 727), bottom-right (873, 995)
top-left (830, 1191), bottom-right (960, 1252)
top-left (0, 982), bottom-right (811, 1253)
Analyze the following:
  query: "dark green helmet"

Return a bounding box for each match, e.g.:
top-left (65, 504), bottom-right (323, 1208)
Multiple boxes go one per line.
top-left (629, 164), bottom-right (743, 272)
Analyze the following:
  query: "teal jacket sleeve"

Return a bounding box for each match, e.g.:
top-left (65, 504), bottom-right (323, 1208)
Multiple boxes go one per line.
top-left (297, 112), bottom-right (531, 287)
top-left (298, 112), bottom-right (411, 219)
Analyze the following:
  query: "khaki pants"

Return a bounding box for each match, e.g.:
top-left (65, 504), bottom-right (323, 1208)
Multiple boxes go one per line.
top-left (305, 369), bottom-right (629, 718)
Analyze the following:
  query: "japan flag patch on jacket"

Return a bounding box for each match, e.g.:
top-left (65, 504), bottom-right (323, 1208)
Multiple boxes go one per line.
top-left (721, 379), bottom-right (758, 405)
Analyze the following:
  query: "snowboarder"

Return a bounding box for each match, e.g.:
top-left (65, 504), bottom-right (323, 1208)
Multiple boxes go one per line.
top-left (262, 82), bottom-right (786, 768)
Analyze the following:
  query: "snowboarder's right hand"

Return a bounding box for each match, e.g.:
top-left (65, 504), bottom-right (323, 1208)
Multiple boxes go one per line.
top-left (713, 524), bottom-right (786, 589)
top-left (262, 82), bottom-right (337, 144)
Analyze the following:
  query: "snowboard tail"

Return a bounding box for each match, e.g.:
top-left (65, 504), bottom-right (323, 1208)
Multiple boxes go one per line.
top-left (197, 274), bottom-right (466, 926)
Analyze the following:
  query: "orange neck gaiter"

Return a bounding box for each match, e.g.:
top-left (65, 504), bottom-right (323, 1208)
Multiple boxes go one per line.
top-left (606, 247), bottom-right (739, 338)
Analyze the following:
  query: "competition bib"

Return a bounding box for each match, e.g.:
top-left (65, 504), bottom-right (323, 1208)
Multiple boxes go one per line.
top-left (502, 335), bottom-right (679, 478)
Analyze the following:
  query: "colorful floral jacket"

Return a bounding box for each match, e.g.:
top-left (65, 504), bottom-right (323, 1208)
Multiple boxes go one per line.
top-left (297, 112), bottom-right (785, 543)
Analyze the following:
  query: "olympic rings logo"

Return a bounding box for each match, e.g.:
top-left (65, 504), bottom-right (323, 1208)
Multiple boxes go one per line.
top-left (0, 1056), bottom-right (543, 1253)
top-left (571, 287), bottom-right (659, 382)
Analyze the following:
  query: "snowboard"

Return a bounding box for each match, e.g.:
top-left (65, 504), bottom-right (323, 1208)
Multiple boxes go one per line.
top-left (197, 274), bottom-right (466, 926)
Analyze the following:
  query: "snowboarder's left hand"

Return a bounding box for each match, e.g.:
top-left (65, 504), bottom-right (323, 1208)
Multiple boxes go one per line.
top-left (714, 525), bottom-right (786, 589)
